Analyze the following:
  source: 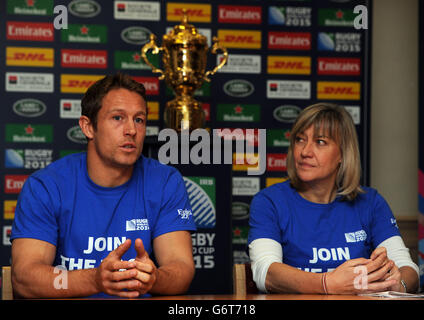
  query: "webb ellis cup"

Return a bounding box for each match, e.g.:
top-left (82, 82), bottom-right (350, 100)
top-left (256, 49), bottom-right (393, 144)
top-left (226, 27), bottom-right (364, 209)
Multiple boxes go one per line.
top-left (141, 10), bottom-right (228, 131)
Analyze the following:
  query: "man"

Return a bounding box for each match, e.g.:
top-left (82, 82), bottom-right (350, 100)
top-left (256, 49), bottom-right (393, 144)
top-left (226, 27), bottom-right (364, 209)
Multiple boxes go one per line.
top-left (11, 73), bottom-right (196, 298)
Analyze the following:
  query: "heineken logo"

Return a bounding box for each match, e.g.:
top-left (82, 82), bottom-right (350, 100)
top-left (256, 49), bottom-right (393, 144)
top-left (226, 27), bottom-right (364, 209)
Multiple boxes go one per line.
top-left (273, 105), bottom-right (301, 123)
top-left (114, 50), bottom-right (158, 70)
top-left (233, 226), bottom-right (249, 244)
top-left (267, 129), bottom-right (291, 147)
top-left (13, 98), bottom-right (47, 117)
top-left (217, 104), bottom-right (260, 122)
top-left (67, 126), bottom-right (87, 144)
top-left (223, 79), bottom-right (254, 98)
top-left (121, 26), bottom-right (151, 45)
top-left (6, 123), bottom-right (53, 143)
top-left (8, 0), bottom-right (54, 16)
top-left (318, 8), bottom-right (356, 27)
top-left (68, 0), bottom-right (101, 18)
top-left (62, 24), bottom-right (107, 43)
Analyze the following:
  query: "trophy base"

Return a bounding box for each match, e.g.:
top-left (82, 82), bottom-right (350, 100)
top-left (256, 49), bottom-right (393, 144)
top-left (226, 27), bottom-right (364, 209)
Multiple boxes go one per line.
top-left (164, 96), bottom-right (205, 132)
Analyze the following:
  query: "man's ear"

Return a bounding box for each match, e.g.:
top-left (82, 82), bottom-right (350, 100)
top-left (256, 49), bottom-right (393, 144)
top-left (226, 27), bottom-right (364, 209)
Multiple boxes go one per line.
top-left (79, 116), bottom-right (94, 140)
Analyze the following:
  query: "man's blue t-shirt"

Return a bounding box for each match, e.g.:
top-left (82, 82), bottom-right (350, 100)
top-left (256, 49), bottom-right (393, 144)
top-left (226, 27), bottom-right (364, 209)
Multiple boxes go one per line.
top-left (11, 152), bottom-right (196, 297)
top-left (248, 180), bottom-right (400, 273)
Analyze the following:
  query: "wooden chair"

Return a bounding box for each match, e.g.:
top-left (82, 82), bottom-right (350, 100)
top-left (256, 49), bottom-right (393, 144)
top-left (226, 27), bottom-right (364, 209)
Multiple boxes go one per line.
top-left (233, 263), bottom-right (259, 295)
top-left (2, 266), bottom-right (13, 300)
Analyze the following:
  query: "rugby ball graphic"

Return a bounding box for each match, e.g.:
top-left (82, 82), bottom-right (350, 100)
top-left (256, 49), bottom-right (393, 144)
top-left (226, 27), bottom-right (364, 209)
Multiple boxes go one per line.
top-left (183, 177), bottom-right (216, 228)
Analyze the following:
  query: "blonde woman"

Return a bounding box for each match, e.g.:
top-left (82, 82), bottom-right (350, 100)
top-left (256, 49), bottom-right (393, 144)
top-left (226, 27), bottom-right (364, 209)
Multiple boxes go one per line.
top-left (248, 103), bottom-right (419, 294)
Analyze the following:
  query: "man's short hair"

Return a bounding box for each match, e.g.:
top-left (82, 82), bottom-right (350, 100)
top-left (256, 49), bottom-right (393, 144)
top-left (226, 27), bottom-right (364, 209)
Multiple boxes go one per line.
top-left (81, 72), bottom-right (147, 129)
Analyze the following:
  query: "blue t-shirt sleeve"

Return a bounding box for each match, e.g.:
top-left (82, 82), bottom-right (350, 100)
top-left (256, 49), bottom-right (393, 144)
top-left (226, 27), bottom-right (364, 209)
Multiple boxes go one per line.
top-left (153, 168), bottom-right (197, 238)
top-left (248, 191), bottom-right (282, 244)
top-left (369, 191), bottom-right (401, 248)
top-left (11, 175), bottom-right (59, 246)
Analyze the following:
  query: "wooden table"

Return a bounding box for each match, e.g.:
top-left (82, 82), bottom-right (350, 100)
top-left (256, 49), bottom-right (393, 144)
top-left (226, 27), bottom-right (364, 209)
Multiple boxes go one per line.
top-left (4, 293), bottom-right (419, 318)
top-left (142, 293), bottom-right (422, 318)
top-left (145, 293), bottom-right (418, 300)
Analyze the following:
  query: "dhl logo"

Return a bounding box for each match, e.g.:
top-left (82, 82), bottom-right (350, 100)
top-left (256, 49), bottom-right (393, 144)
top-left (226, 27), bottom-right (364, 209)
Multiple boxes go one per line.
top-left (218, 30), bottom-right (261, 49)
top-left (232, 153), bottom-right (260, 171)
top-left (147, 101), bottom-right (159, 121)
top-left (317, 82), bottom-right (361, 100)
top-left (266, 177), bottom-right (288, 188)
top-left (6, 47), bottom-right (54, 67)
top-left (4, 200), bottom-right (17, 220)
top-left (267, 56), bottom-right (311, 75)
top-left (61, 74), bottom-right (104, 94)
top-left (167, 3), bottom-right (211, 22)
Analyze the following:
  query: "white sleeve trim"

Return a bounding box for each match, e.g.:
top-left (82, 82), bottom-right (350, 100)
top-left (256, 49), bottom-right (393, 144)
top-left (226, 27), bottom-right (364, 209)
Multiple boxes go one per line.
top-left (248, 238), bottom-right (283, 293)
top-left (377, 235), bottom-right (420, 282)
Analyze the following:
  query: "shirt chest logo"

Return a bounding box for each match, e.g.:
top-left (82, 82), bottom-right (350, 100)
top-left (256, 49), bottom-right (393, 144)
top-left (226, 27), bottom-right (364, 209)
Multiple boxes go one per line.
top-left (344, 229), bottom-right (367, 243)
top-left (126, 219), bottom-right (150, 231)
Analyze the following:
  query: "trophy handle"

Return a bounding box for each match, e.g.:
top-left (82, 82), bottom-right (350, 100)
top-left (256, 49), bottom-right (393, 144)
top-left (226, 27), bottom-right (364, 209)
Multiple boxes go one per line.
top-left (204, 36), bottom-right (228, 82)
top-left (141, 34), bottom-right (165, 80)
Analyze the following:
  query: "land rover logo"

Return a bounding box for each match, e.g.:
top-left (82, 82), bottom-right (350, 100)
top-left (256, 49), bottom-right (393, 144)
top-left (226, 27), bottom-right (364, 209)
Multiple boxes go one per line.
top-left (67, 126), bottom-right (87, 144)
top-left (231, 202), bottom-right (250, 220)
top-left (121, 26), bottom-right (151, 45)
top-left (223, 79), bottom-right (254, 98)
top-left (13, 99), bottom-right (46, 118)
top-left (273, 105), bottom-right (302, 123)
top-left (68, 0), bottom-right (101, 18)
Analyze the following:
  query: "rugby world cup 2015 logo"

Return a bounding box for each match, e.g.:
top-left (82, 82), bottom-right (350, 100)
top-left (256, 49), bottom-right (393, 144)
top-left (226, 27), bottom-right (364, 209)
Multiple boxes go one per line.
top-left (183, 177), bottom-right (216, 229)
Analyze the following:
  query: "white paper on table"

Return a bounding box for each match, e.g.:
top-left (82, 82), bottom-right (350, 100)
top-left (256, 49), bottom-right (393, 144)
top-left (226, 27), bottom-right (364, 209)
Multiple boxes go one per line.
top-left (358, 291), bottom-right (424, 298)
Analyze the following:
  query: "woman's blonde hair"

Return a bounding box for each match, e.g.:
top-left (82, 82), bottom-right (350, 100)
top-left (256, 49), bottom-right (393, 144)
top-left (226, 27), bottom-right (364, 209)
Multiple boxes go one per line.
top-left (286, 103), bottom-right (364, 201)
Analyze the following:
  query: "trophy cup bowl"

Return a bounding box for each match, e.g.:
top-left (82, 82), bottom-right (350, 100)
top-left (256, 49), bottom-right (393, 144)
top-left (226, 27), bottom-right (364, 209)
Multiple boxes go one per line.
top-left (141, 10), bottom-right (228, 131)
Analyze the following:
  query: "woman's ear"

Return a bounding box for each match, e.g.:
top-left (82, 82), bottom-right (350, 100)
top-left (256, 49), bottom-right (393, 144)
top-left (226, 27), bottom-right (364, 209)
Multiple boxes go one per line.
top-left (79, 116), bottom-right (94, 140)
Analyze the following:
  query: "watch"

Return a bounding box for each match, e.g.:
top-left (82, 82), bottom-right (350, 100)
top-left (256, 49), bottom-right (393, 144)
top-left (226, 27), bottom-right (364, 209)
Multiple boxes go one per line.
top-left (400, 279), bottom-right (407, 293)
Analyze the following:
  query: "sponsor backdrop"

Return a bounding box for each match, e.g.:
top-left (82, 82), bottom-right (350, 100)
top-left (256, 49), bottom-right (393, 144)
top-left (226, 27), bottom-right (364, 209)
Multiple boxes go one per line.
top-left (0, 0), bottom-right (372, 295)
top-left (419, 1), bottom-right (424, 292)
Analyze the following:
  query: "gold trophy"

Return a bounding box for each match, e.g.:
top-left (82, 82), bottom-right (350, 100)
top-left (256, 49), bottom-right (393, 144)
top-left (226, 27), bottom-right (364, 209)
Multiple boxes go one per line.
top-left (141, 10), bottom-right (228, 131)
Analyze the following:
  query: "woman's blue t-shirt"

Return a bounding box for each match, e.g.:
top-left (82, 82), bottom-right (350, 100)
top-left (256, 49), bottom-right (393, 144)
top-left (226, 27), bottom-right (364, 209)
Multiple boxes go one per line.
top-left (248, 180), bottom-right (400, 272)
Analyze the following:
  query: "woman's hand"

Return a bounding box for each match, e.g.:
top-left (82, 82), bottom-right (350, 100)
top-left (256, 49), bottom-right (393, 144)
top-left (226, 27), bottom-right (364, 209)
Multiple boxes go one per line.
top-left (325, 247), bottom-right (397, 294)
top-left (379, 260), bottom-right (403, 292)
top-left (369, 247), bottom-right (404, 292)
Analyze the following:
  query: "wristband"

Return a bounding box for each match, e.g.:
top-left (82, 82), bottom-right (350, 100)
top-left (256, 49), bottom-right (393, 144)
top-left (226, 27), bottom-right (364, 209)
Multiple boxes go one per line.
top-left (400, 279), bottom-right (407, 293)
top-left (322, 273), bottom-right (328, 295)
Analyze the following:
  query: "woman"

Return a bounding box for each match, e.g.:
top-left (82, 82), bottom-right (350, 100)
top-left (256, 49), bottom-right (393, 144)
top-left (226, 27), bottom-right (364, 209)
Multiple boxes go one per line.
top-left (248, 103), bottom-right (419, 294)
